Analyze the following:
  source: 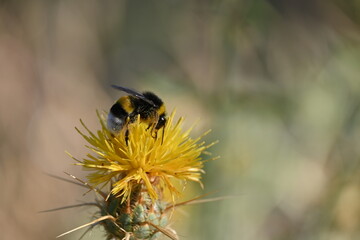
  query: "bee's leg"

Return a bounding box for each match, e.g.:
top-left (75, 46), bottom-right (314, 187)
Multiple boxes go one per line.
top-left (125, 129), bottom-right (129, 145)
top-left (146, 122), bottom-right (156, 131)
top-left (161, 127), bottom-right (165, 145)
top-left (152, 130), bottom-right (158, 139)
top-left (125, 129), bottom-right (129, 146)
top-left (123, 116), bottom-right (131, 145)
top-left (150, 124), bottom-right (158, 139)
top-left (146, 122), bottom-right (159, 139)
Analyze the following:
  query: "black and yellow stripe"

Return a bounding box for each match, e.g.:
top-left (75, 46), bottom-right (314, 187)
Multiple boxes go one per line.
top-left (107, 87), bottom-right (167, 134)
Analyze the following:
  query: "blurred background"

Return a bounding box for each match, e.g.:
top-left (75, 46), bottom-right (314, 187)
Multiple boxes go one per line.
top-left (1, 0), bottom-right (360, 239)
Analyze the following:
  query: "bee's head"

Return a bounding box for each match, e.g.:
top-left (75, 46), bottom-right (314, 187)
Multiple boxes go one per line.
top-left (156, 113), bottom-right (167, 129)
top-left (142, 91), bottom-right (167, 129)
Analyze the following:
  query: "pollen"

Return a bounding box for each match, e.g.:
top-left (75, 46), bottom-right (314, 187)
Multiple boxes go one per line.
top-left (72, 110), bottom-right (215, 202)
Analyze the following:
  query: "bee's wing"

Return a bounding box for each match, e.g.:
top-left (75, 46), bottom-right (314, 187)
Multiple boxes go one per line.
top-left (111, 85), bottom-right (155, 106)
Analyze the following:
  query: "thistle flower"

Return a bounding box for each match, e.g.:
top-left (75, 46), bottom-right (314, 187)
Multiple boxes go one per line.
top-left (56, 110), bottom-right (218, 239)
top-left (73, 111), bottom-right (215, 203)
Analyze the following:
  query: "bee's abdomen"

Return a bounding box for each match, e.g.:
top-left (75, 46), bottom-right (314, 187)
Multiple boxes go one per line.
top-left (107, 102), bottom-right (128, 134)
top-left (110, 102), bottom-right (128, 118)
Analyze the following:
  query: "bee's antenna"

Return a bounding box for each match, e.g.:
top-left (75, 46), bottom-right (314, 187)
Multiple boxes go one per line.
top-left (161, 126), bottom-right (165, 145)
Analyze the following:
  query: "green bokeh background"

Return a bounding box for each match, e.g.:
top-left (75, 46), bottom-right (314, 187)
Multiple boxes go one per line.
top-left (1, 1), bottom-right (360, 239)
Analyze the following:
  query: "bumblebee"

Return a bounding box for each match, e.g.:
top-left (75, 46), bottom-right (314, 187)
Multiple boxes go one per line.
top-left (107, 85), bottom-right (167, 135)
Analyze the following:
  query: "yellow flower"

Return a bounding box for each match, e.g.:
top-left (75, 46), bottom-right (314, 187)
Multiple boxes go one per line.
top-left (72, 111), bottom-right (215, 202)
